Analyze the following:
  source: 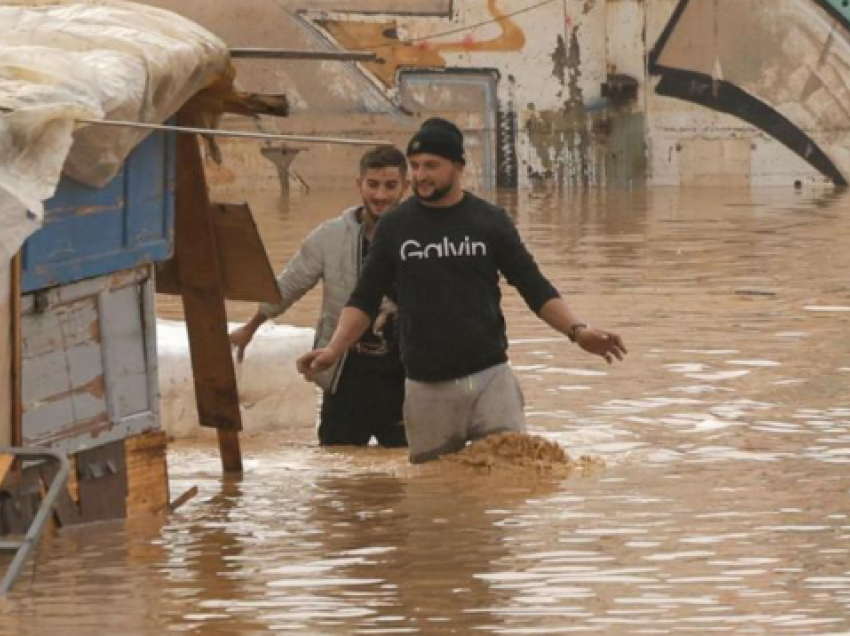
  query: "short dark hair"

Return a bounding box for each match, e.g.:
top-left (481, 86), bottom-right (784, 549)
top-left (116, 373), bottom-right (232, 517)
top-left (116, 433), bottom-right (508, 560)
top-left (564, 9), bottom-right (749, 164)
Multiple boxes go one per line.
top-left (360, 145), bottom-right (407, 176)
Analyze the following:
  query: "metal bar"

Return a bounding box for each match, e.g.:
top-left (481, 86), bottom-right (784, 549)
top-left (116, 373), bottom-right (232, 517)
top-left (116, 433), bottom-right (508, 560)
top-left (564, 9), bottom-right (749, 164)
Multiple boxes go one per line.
top-left (0, 541), bottom-right (24, 551)
top-left (230, 48), bottom-right (377, 62)
top-left (0, 446), bottom-right (70, 596)
top-left (0, 107), bottom-right (390, 146)
top-left (74, 119), bottom-right (390, 146)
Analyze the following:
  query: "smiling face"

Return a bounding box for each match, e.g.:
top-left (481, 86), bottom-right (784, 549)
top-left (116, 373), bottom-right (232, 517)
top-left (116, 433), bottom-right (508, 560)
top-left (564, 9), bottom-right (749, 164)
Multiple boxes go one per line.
top-left (357, 166), bottom-right (408, 222)
top-left (408, 153), bottom-right (465, 207)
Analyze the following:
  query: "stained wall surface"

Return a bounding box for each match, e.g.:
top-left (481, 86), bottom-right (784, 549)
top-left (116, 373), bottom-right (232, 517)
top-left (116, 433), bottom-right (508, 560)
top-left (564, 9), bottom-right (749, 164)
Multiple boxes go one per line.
top-left (139, 0), bottom-right (848, 189)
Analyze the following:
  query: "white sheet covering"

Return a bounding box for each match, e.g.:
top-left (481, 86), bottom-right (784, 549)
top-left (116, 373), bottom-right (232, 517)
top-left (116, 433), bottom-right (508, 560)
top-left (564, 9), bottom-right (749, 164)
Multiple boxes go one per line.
top-left (0, 0), bottom-right (229, 259)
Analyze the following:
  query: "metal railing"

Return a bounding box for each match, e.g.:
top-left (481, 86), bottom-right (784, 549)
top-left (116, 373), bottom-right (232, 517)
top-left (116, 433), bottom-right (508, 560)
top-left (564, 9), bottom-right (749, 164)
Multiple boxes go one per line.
top-left (0, 446), bottom-right (70, 595)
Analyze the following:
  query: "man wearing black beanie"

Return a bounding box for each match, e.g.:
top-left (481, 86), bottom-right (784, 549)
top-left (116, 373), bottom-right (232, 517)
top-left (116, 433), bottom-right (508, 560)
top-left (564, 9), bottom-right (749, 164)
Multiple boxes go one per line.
top-left (299, 117), bottom-right (627, 464)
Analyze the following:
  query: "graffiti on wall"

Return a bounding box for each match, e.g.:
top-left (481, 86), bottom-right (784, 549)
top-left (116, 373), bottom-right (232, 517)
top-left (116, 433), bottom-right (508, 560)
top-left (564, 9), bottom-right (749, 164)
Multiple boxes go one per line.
top-left (302, 0), bottom-right (535, 187)
top-left (303, 0), bottom-right (618, 188)
top-left (312, 0), bottom-right (525, 89)
top-left (650, 0), bottom-right (850, 185)
top-left (144, 0), bottom-right (624, 189)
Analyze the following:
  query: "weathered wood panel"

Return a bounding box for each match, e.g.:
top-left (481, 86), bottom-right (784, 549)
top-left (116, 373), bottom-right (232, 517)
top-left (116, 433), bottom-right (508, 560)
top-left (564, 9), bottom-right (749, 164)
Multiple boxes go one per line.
top-left (76, 441), bottom-right (128, 523)
top-left (21, 266), bottom-right (160, 455)
top-left (0, 455), bottom-right (13, 486)
top-left (21, 131), bottom-right (175, 293)
top-left (156, 202), bottom-right (281, 304)
top-left (126, 431), bottom-right (169, 518)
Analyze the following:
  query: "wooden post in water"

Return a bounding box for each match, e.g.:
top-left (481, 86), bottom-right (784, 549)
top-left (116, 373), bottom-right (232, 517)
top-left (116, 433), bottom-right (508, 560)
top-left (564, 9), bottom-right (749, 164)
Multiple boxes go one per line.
top-left (173, 108), bottom-right (243, 473)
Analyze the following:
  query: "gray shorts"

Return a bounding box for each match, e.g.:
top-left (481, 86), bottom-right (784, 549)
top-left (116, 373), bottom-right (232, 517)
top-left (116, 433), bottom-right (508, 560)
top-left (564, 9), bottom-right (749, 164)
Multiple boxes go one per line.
top-left (403, 363), bottom-right (526, 464)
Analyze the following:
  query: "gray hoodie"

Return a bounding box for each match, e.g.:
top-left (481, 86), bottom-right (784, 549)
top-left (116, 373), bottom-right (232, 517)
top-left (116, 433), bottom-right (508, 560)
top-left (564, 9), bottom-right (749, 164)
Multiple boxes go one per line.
top-left (259, 206), bottom-right (364, 392)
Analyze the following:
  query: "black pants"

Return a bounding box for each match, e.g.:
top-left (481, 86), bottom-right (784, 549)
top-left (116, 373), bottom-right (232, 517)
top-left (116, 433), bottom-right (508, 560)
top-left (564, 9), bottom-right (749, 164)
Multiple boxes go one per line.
top-left (319, 352), bottom-right (407, 447)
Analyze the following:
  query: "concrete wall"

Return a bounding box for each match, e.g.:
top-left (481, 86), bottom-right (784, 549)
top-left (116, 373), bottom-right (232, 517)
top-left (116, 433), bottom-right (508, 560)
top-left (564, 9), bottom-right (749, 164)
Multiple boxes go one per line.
top-left (141, 0), bottom-right (848, 189)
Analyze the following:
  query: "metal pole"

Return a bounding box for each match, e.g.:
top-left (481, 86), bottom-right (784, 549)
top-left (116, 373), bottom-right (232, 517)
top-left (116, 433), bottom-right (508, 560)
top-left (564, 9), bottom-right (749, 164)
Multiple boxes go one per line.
top-left (0, 447), bottom-right (70, 596)
top-left (71, 119), bottom-right (391, 146)
top-left (0, 107), bottom-right (391, 147)
top-left (230, 48), bottom-right (378, 62)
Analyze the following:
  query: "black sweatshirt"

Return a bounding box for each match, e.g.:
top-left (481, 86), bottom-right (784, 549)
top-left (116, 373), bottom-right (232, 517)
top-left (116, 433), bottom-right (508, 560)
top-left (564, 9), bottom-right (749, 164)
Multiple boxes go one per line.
top-left (347, 192), bottom-right (560, 382)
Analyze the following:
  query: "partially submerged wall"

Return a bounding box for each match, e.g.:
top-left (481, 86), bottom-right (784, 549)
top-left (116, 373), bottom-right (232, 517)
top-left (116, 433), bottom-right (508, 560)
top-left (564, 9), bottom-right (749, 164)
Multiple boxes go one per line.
top-left (139, 0), bottom-right (847, 189)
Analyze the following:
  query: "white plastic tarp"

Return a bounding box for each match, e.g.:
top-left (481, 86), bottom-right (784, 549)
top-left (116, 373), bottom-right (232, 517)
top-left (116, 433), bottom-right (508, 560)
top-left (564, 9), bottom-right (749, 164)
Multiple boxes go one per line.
top-left (0, 0), bottom-right (230, 260)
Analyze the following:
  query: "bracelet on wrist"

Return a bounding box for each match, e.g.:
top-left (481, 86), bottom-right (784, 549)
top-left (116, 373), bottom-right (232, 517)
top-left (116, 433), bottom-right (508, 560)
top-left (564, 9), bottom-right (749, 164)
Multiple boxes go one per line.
top-left (567, 322), bottom-right (588, 343)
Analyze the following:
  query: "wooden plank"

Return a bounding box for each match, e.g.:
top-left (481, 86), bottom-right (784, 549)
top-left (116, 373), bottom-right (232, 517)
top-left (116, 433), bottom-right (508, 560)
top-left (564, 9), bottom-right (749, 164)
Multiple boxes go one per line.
top-left (38, 460), bottom-right (82, 528)
top-left (173, 108), bottom-right (243, 473)
top-left (157, 485), bottom-right (199, 514)
top-left (76, 440), bottom-right (128, 523)
top-left (0, 455), bottom-right (13, 486)
top-left (212, 203), bottom-right (281, 303)
top-left (20, 267), bottom-right (159, 454)
top-left (125, 431), bottom-right (170, 518)
top-left (217, 429), bottom-right (243, 474)
top-left (156, 203), bottom-right (281, 304)
top-left (21, 132), bottom-right (173, 294)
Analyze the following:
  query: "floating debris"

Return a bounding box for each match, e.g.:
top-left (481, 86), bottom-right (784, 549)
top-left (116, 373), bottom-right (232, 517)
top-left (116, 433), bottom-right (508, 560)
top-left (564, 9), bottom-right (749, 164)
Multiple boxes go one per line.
top-left (735, 289), bottom-right (777, 297)
top-left (444, 432), bottom-right (603, 474)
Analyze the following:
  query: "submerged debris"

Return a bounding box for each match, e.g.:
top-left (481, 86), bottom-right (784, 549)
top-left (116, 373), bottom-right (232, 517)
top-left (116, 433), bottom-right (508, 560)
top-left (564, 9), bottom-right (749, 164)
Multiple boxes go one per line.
top-left (445, 432), bottom-right (603, 474)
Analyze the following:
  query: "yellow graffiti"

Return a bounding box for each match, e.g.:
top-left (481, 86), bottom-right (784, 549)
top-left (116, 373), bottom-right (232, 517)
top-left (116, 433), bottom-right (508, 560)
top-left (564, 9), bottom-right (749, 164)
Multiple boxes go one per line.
top-left (321, 0), bottom-right (526, 89)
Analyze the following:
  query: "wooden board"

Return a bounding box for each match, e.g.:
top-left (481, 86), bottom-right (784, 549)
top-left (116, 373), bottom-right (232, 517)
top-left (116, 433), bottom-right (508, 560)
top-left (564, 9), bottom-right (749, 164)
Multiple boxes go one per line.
top-left (126, 431), bottom-right (170, 518)
top-left (156, 202), bottom-right (281, 304)
top-left (211, 203), bottom-right (281, 303)
top-left (0, 454), bottom-right (13, 487)
top-left (20, 268), bottom-right (159, 454)
top-left (76, 440), bottom-right (128, 523)
top-left (171, 109), bottom-right (243, 472)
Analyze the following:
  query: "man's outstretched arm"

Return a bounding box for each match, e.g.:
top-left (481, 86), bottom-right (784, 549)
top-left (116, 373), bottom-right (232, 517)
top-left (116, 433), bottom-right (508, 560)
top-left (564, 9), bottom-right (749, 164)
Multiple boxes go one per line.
top-left (538, 297), bottom-right (627, 364)
top-left (230, 227), bottom-right (325, 362)
top-left (296, 306), bottom-right (372, 378)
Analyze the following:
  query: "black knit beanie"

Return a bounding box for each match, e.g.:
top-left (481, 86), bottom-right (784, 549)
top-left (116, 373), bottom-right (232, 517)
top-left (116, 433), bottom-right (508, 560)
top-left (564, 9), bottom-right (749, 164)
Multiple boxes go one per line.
top-left (406, 117), bottom-right (466, 165)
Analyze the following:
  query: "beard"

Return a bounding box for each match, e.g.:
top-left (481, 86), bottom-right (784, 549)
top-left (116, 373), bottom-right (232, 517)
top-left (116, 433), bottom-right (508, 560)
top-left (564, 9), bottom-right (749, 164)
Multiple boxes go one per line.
top-left (414, 181), bottom-right (453, 203)
top-left (361, 202), bottom-right (383, 223)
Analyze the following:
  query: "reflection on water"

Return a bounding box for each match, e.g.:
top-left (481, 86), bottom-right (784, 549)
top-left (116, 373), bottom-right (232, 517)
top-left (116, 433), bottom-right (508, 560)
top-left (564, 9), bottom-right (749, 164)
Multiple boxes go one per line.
top-left (3, 187), bottom-right (850, 635)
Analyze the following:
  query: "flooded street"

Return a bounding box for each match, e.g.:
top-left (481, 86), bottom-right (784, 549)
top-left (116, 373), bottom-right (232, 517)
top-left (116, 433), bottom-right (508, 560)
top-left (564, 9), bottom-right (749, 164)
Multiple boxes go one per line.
top-left (3, 186), bottom-right (850, 635)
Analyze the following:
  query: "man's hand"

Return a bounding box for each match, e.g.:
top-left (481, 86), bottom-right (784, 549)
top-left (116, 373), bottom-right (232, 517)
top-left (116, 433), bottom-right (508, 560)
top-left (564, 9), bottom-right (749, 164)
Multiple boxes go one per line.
top-left (296, 348), bottom-right (340, 380)
top-left (229, 324), bottom-right (256, 363)
top-left (229, 314), bottom-right (267, 363)
top-left (373, 298), bottom-right (398, 336)
top-left (575, 327), bottom-right (627, 364)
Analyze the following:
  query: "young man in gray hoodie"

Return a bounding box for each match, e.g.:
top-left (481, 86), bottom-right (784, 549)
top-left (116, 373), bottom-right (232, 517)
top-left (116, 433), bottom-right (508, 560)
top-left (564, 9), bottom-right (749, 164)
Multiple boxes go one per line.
top-left (229, 145), bottom-right (410, 447)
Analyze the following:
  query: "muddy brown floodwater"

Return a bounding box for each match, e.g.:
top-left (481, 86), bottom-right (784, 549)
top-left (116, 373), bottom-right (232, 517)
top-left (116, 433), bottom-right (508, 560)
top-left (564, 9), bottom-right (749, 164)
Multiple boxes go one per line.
top-left (2, 186), bottom-right (850, 635)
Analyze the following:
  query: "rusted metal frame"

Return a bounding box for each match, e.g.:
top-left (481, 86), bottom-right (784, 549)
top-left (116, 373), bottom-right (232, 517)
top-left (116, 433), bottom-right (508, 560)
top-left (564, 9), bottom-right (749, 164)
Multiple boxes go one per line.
top-left (0, 446), bottom-right (69, 596)
top-left (174, 108), bottom-right (243, 473)
top-left (229, 48), bottom-right (378, 62)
